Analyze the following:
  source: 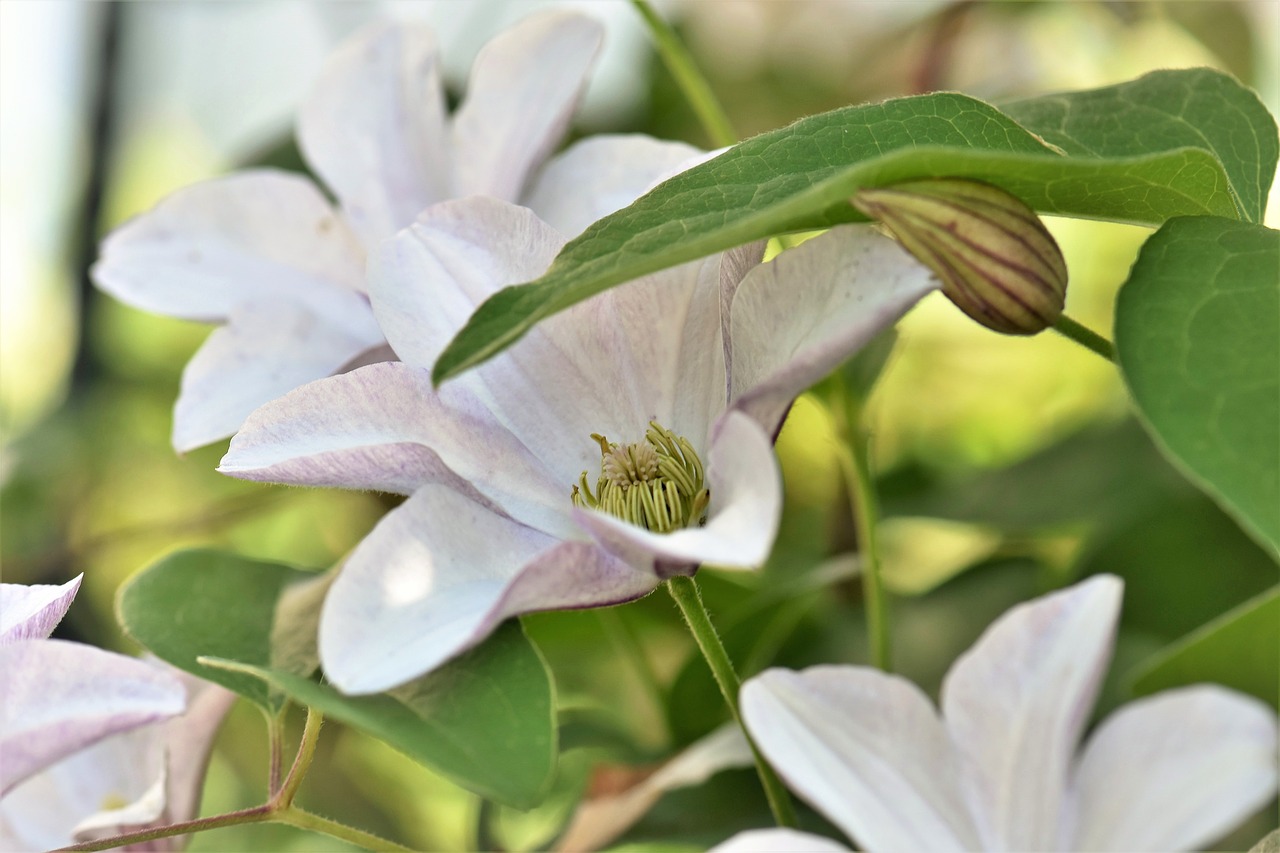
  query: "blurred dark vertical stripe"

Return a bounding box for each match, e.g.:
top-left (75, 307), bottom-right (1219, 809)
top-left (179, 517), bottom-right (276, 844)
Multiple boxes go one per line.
top-left (70, 0), bottom-right (123, 389)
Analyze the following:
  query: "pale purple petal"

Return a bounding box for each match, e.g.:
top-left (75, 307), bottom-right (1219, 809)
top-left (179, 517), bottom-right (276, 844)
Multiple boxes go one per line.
top-left (156, 671), bottom-right (236, 839)
top-left (319, 484), bottom-right (653, 694)
top-left (727, 226), bottom-right (937, 436)
top-left (1070, 685), bottom-right (1279, 852)
top-left (523, 134), bottom-right (701, 237)
top-left (711, 829), bottom-right (850, 853)
top-left (941, 575), bottom-right (1123, 850)
top-left (0, 726), bottom-right (165, 851)
top-left (450, 10), bottom-right (603, 201)
top-left (478, 252), bottom-right (731, 493)
top-left (0, 574), bottom-right (81, 643)
top-left (559, 724), bottom-right (754, 852)
top-left (368, 197), bottom-right (566, 373)
top-left (0, 640), bottom-right (186, 794)
top-left (297, 22), bottom-right (451, 246)
top-left (92, 170), bottom-right (366, 320)
top-left (219, 362), bottom-right (570, 536)
top-left (741, 666), bottom-right (984, 851)
top-left (573, 411), bottom-right (781, 573)
top-left (174, 296), bottom-right (383, 451)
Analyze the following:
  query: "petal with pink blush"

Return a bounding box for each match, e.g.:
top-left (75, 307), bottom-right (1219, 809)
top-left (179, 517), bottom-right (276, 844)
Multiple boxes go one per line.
top-left (0, 574), bottom-right (82, 643)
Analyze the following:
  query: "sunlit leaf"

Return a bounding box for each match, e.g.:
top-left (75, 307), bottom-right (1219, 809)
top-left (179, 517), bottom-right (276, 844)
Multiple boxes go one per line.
top-left (434, 69), bottom-right (1275, 383)
top-left (1116, 216), bottom-right (1280, 555)
top-left (116, 548), bottom-right (318, 714)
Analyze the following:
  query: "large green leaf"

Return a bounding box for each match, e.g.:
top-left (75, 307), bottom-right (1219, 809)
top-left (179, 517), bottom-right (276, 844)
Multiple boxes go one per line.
top-left (205, 621), bottom-right (557, 809)
top-left (1116, 216), bottom-right (1280, 555)
top-left (116, 548), bottom-right (318, 713)
top-left (1002, 68), bottom-right (1277, 224)
top-left (1128, 586), bottom-right (1279, 706)
top-left (434, 68), bottom-right (1276, 383)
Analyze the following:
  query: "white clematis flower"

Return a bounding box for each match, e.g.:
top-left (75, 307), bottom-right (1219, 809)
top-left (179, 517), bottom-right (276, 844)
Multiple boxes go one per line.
top-left (0, 577), bottom-right (234, 851)
top-left (93, 11), bottom-right (698, 452)
top-left (219, 195), bottom-right (937, 695)
top-left (716, 575), bottom-right (1279, 853)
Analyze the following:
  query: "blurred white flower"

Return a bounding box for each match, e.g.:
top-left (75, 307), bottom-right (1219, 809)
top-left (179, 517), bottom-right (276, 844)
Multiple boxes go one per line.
top-left (716, 575), bottom-right (1279, 853)
top-left (93, 10), bottom-right (694, 452)
top-left (0, 576), bottom-right (234, 851)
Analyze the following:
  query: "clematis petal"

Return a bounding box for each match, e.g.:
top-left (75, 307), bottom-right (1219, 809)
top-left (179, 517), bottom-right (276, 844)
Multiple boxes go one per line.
top-left (369, 197), bottom-right (566, 373)
top-left (297, 22), bottom-right (451, 246)
top-left (727, 225), bottom-right (937, 436)
top-left (941, 574), bottom-right (1122, 851)
top-left (0, 640), bottom-right (186, 794)
top-left (372, 197), bottom-right (730, 489)
top-left (92, 170), bottom-right (366, 320)
top-left (711, 829), bottom-right (850, 853)
top-left (0, 727), bottom-right (165, 851)
top-left (742, 666), bottom-right (984, 851)
top-left (523, 134), bottom-right (701, 238)
top-left (0, 574), bottom-right (82, 643)
top-left (1070, 685), bottom-right (1279, 852)
top-left (219, 362), bottom-right (570, 536)
top-left (155, 671), bottom-right (237, 843)
top-left (572, 411), bottom-right (781, 573)
top-left (174, 297), bottom-right (383, 452)
top-left (450, 10), bottom-right (603, 201)
top-left (319, 484), bottom-right (654, 694)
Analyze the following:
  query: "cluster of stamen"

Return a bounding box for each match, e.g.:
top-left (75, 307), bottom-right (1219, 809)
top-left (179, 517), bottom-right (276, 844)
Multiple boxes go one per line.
top-left (571, 422), bottom-right (710, 533)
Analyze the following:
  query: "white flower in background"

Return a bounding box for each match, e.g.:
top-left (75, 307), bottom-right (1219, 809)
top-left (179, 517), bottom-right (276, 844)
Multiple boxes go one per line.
top-left (93, 10), bottom-right (698, 452)
top-left (715, 575), bottom-right (1279, 853)
top-left (0, 576), bottom-right (235, 851)
top-left (218, 194), bottom-right (937, 695)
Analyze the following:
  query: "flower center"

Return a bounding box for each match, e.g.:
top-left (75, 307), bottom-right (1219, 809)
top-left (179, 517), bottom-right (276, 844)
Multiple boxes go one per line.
top-left (572, 421), bottom-right (710, 533)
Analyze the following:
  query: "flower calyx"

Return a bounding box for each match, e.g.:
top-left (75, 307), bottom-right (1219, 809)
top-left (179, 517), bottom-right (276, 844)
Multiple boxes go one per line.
top-left (852, 178), bottom-right (1068, 335)
top-left (572, 422), bottom-right (710, 533)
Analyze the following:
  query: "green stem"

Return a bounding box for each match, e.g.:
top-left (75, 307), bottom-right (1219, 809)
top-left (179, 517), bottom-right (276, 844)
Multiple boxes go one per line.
top-left (629, 0), bottom-right (737, 147)
top-left (831, 383), bottom-right (892, 672)
top-left (57, 806), bottom-right (273, 851)
top-left (1052, 314), bottom-right (1115, 362)
top-left (276, 707), bottom-right (323, 807)
top-left (58, 707), bottom-right (409, 853)
top-left (275, 807), bottom-right (416, 853)
top-left (266, 711), bottom-right (285, 794)
top-left (667, 575), bottom-right (798, 828)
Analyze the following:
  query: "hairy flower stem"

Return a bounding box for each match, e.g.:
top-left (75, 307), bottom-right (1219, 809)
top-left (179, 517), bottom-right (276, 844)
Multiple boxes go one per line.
top-left (831, 380), bottom-right (892, 672)
top-left (56, 708), bottom-right (413, 853)
top-left (667, 576), bottom-right (798, 828)
top-left (1052, 314), bottom-right (1115, 362)
top-left (629, 0), bottom-right (737, 148)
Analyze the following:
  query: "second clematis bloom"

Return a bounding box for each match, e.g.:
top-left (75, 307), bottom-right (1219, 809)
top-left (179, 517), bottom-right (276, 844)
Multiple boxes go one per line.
top-left (715, 575), bottom-right (1279, 853)
top-left (219, 197), bottom-right (937, 694)
top-left (92, 11), bottom-right (697, 452)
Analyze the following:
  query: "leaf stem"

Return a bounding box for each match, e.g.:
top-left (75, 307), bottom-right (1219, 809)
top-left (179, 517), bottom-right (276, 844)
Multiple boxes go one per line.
top-left (55, 706), bottom-right (410, 852)
top-left (629, 0), bottom-right (737, 148)
top-left (1052, 314), bottom-right (1115, 361)
top-left (666, 575), bottom-right (797, 827)
top-left (267, 711), bottom-right (285, 794)
top-left (831, 382), bottom-right (892, 671)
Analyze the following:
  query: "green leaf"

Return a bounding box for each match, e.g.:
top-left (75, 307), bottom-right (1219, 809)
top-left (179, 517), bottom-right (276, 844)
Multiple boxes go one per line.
top-left (434, 68), bottom-right (1275, 383)
top-left (1002, 68), bottom-right (1277, 224)
top-left (1116, 216), bottom-right (1280, 555)
top-left (205, 621), bottom-right (556, 809)
top-left (1129, 586), bottom-right (1279, 707)
top-left (116, 548), bottom-right (318, 714)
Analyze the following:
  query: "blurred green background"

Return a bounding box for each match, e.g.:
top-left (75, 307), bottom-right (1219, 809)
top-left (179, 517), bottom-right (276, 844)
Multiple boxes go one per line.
top-left (2, 1), bottom-right (1276, 850)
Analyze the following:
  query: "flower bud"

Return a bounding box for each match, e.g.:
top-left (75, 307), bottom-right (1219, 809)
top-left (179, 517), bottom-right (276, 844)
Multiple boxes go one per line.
top-left (852, 179), bottom-right (1067, 335)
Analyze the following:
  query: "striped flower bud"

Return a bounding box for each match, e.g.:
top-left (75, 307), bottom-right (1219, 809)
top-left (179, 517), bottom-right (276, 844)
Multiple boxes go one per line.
top-left (852, 179), bottom-right (1067, 335)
